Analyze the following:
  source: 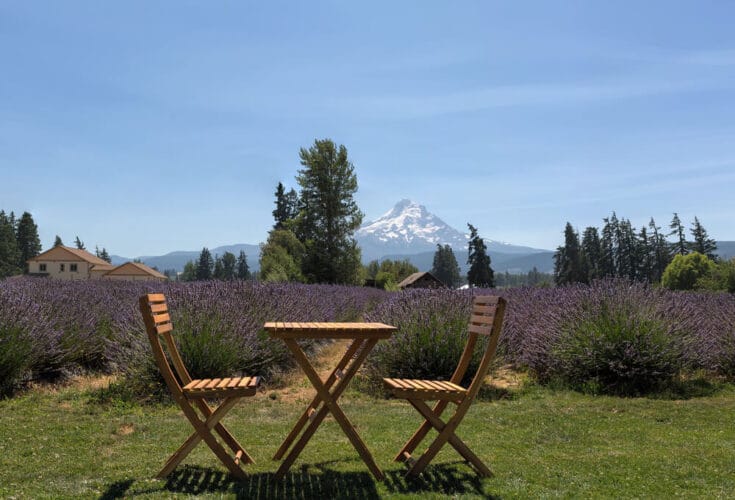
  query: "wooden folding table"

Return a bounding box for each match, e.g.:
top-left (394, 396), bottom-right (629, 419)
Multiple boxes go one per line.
top-left (263, 321), bottom-right (396, 480)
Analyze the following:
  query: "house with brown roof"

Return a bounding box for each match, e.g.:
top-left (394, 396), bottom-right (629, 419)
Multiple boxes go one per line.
top-left (103, 261), bottom-right (166, 281)
top-left (27, 246), bottom-right (167, 282)
top-left (397, 271), bottom-right (446, 290)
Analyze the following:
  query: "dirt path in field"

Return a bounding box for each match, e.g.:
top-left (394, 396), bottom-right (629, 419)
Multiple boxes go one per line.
top-left (268, 339), bottom-right (353, 404)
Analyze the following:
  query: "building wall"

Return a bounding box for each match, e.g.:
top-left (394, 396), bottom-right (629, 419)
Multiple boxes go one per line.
top-left (29, 260), bottom-right (91, 280)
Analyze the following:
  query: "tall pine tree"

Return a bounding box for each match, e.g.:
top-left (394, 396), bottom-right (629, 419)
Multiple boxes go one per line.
top-left (554, 222), bottom-right (585, 285)
top-left (15, 212), bottom-right (41, 272)
top-left (273, 183), bottom-right (300, 230)
top-left (294, 139), bottom-right (363, 284)
top-left (466, 223), bottom-right (494, 287)
top-left (580, 226), bottom-right (601, 281)
top-left (431, 244), bottom-right (461, 288)
top-left (648, 218), bottom-right (671, 283)
top-left (669, 213), bottom-right (688, 256)
top-left (196, 247), bottom-right (214, 280)
top-left (689, 216), bottom-right (717, 260)
top-left (236, 251), bottom-right (250, 280)
top-left (0, 211), bottom-right (21, 277)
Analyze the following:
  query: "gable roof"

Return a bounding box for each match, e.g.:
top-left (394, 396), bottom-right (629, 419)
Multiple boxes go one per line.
top-left (105, 261), bottom-right (166, 279)
top-left (27, 245), bottom-right (111, 266)
top-left (397, 271), bottom-right (445, 289)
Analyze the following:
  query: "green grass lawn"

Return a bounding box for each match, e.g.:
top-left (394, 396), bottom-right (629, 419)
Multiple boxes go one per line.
top-left (1, 382), bottom-right (734, 499)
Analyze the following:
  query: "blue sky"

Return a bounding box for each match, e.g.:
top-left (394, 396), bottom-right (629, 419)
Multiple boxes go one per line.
top-left (2, 1), bottom-right (734, 256)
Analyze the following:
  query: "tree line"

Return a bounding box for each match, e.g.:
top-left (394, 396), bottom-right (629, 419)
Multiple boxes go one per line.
top-left (0, 210), bottom-right (41, 277)
top-left (180, 249), bottom-right (251, 281)
top-left (553, 212), bottom-right (719, 286)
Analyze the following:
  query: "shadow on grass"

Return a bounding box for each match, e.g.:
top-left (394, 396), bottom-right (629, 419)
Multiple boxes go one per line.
top-left (99, 462), bottom-right (379, 499)
top-left (383, 461), bottom-right (497, 498)
top-left (99, 460), bottom-right (496, 499)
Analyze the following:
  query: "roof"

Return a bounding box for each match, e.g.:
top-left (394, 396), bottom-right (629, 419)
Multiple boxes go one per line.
top-left (27, 245), bottom-right (112, 266)
top-left (104, 261), bottom-right (166, 279)
top-left (397, 271), bottom-right (445, 289)
top-left (90, 264), bottom-right (116, 272)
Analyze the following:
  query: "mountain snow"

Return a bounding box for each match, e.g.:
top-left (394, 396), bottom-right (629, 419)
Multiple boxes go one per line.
top-left (357, 199), bottom-right (468, 246)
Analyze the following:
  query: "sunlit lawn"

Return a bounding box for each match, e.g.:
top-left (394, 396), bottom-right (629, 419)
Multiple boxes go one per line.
top-left (1, 381), bottom-right (734, 499)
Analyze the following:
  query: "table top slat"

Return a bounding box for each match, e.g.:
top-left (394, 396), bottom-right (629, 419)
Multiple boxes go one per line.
top-left (264, 321), bottom-right (396, 339)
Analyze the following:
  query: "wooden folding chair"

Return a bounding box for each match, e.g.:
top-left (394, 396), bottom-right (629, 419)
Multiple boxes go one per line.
top-left (139, 293), bottom-right (260, 479)
top-left (383, 295), bottom-right (507, 477)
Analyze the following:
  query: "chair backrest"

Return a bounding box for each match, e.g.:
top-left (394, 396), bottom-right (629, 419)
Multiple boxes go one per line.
top-left (449, 295), bottom-right (507, 401)
top-left (139, 293), bottom-right (193, 398)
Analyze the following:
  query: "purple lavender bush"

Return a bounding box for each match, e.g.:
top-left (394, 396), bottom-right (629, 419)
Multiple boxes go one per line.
top-left (0, 280), bottom-right (63, 396)
top-left (0, 277), bottom-right (387, 399)
top-left (363, 289), bottom-right (484, 392)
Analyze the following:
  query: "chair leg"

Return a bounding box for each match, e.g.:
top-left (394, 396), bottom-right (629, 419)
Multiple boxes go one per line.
top-left (159, 397), bottom-right (248, 479)
top-left (195, 399), bottom-right (255, 465)
top-left (407, 399), bottom-right (492, 477)
top-left (394, 400), bottom-right (450, 462)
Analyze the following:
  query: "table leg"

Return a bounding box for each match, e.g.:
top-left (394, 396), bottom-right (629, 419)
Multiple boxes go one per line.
top-left (275, 338), bottom-right (385, 481)
top-left (273, 339), bottom-right (362, 460)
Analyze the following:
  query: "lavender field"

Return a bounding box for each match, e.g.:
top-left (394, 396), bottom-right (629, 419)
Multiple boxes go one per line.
top-left (1, 277), bottom-right (733, 398)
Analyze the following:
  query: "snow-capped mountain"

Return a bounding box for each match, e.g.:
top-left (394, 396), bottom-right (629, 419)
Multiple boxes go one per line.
top-left (356, 199), bottom-right (467, 259)
top-left (356, 199), bottom-right (550, 261)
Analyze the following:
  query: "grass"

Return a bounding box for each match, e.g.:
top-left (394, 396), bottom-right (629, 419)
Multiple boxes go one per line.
top-left (0, 379), bottom-right (734, 499)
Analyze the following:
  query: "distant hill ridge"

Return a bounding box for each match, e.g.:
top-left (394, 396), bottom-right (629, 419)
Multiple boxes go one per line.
top-left (110, 199), bottom-right (735, 275)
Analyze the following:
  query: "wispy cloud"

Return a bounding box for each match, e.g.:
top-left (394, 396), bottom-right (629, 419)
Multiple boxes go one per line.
top-left (328, 77), bottom-right (729, 119)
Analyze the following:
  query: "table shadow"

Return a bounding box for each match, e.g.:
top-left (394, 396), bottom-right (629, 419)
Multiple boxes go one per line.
top-left (99, 462), bottom-right (380, 500)
top-left (99, 460), bottom-right (499, 499)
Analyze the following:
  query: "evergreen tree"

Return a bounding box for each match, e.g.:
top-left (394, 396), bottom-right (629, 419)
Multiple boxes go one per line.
top-left (0, 211), bottom-right (21, 277)
top-left (236, 251), bottom-right (250, 280)
top-left (213, 255), bottom-right (224, 279)
top-left (54, 235), bottom-right (63, 247)
top-left (689, 216), bottom-right (717, 260)
top-left (15, 212), bottom-right (41, 272)
top-left (220, 251), bottom-right (237, 280)
top-left (196, 247), bottom-right (214, 280)
top-left (554, 222), bottom-right (585, 285)
top-left (294, 139), bottom-right (363, 284)
top-left (580, 227), bottom-right (601, 281)
top-left (616, 218), bottom-right (639, 280)
top-left (99, 248), bottom-right (111, 263)
top-left (74, 236), bottom-right (85, 250)
top-left (599, 215), bottom-right (617, 277)
top-left (466, 223), bottom-right (494, 287)
top-left (669, 213), bottom-right (688, 256)
top-left (272, 182), bottom-right (297, 229)
top-left (431, 244), bottom-right (461, 288)
top-left (637, 226), bottom-right (653, 282)
top-left (648, 218), bottom-right (671, 283)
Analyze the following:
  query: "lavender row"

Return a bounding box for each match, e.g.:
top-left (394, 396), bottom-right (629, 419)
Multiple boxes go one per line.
top-left (364, 280), bottom-right (735, 393)
top-left (0, 278), bottom-right (386, 396)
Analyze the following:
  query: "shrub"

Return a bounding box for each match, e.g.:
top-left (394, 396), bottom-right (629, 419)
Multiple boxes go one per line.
top-left (695, 258), bottom-right (735, 293)
top-left (662, 252), bottom-right (716, 290)
top-left (363, 290), bottom-right (484, 393)
top-left (548, 296), bottom-right (681, 395)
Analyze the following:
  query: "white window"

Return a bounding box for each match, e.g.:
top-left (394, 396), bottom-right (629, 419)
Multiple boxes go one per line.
top-left (60, 263), bottom-right (65, 272)
top-left (39, 263), bottom-right (47, 272)
top-left (70, 264), bottom-right (78, 272)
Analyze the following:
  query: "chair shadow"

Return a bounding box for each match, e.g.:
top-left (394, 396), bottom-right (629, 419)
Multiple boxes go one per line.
top-left (99, 462), bottom-right (380, 499)
top-left (99, 460), bottom-right (498, 499)
top-left (383, 461), bottom-right (499, 499)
